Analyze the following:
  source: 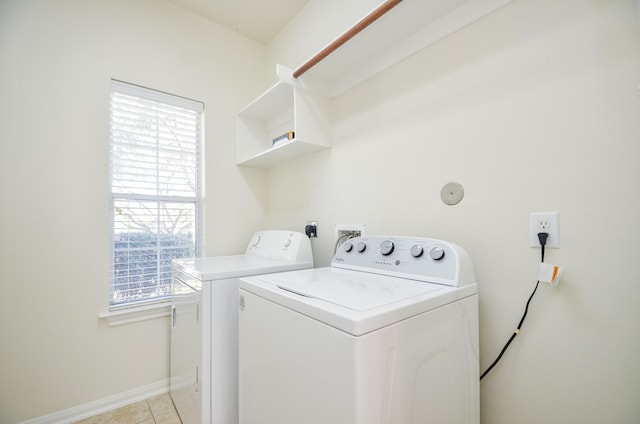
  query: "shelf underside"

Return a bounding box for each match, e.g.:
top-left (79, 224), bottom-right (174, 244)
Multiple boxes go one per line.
top-left (237, 139), bottom-right (329, 168)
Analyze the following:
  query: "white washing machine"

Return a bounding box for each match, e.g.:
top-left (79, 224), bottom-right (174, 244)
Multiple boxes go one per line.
top-left (170, 230), bottom-right (314, 424)
top-left (239, 235), bottom-right (479, 424)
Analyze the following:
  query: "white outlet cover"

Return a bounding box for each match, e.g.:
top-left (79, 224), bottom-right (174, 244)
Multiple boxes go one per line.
top-left (530, 212), bottom-right (559, 248)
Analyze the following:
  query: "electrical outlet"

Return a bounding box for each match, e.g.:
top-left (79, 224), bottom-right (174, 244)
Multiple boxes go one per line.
top-left (305, 221), bottom-right (318, 238)
top-left (334, 223), bottom-right (365, 248)
top-left (530, 212), bottom-right (559, 248)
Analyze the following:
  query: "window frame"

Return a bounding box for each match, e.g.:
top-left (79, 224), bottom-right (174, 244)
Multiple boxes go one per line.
top-left (107, 80), bottom-right (204, 312)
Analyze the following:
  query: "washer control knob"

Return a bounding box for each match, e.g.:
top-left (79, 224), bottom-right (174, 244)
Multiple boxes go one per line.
top-left (380, 240), bottom-right (395, 256)
top-left (410, 245), bottom-right (424, 258)
top-left (250, 234), bottom-right (261, 247)
top-left (343, 241), bottom-right (354, 252)
top-left (284, 239), bottom-right (291, 248)
top-left (430, 246), bottom-right (445, 261)
top-left (356, 242), bottom-right (367, 253)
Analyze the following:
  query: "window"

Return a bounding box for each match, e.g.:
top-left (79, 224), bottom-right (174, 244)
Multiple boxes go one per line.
top-left (109, 80), bottom-right (203, 308)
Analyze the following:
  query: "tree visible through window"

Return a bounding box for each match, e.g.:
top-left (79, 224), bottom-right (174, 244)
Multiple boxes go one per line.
top-left (109, 80), bottom-right (203, 308)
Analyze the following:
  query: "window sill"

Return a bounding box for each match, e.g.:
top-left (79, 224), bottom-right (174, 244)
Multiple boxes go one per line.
top-left (99, 302), bottom-right (171, 327)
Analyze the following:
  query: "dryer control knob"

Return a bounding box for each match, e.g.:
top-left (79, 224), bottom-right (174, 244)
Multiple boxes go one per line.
top-left (343, 241), bottom-right (354, 252)
top-left (430, 246), bottom-right (445, 261)
top-left (380, 240), bottom-right (395, 256)
top-left (356, 242), bottom-right (367, 253)
top-left (410, 245), bottom-right (424, 258)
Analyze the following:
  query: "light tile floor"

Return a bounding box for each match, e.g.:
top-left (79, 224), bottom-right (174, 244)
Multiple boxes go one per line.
top-left (74, 393), bottom-right (181, 424)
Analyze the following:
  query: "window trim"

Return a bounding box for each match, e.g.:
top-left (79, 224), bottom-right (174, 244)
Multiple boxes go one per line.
top-left (99, 301), bottom-right (171, 326)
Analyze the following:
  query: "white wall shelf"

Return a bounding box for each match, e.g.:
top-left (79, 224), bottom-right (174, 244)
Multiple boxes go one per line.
top-left (235, 0), bottom-right (513, 168)
top-left (290, 0), bottom-right (514, 98)
top-left (236, 79), bottom-right (331, 167)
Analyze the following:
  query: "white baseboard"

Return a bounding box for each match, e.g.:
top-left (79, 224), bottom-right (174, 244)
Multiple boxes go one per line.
top-left (18, 379), bottom-right (170, 424)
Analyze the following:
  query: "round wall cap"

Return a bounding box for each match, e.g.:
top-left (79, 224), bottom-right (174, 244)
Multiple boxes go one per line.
top-left (441, 182), bottom-right (464, 205)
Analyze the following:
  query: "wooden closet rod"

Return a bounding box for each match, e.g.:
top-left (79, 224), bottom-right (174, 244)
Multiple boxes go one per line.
top-left (292, 0), bottom-right (404, 79)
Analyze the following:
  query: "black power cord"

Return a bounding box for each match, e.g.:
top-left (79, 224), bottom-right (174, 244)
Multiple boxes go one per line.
top-left (480, 232), bottom-right (548, 381)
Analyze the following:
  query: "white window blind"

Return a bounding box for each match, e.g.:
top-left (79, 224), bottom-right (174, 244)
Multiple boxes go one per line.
top-left (109, 80), bottom-right (203, 308)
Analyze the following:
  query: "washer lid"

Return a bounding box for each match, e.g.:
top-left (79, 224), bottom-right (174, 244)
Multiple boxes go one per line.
top-left (259, 267), bottom-right (440, 311)
top-left (241, 268), bottom-right (477, 336)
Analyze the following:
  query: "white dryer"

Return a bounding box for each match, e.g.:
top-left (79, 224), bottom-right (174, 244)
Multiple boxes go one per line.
top-left (239, 235), bottom-right (479, 424)
top-left (170, 230), bottom-right (313, 424)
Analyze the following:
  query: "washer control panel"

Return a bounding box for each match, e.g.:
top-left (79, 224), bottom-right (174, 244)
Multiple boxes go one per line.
top-left (332, 236), bottom-right (475, 287)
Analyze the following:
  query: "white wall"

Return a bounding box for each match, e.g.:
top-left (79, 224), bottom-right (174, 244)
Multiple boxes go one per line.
top-left (0, 0), bottom-right (267, 422)
top-left (265, 0), bottom-right (640, 423)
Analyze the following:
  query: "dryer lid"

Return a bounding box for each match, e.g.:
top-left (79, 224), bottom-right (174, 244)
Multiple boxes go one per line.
top-left (173, 255), bottom-right (312, 281)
